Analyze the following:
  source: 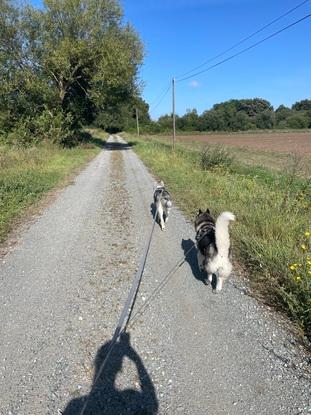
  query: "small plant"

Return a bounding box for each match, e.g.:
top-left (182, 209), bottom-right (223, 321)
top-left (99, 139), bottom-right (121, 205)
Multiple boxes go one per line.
top-left (286, 231), bottom-right (311, 334)
top-left (201, 144), bottom-right (234, 170)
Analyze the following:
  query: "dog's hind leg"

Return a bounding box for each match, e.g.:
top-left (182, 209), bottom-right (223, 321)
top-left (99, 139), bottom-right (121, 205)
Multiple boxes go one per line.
top-left (164, 206), bottom-right (171, 223)
top-left (157, 202), bottom-right (165, 230)
top-left (197, 251), bottom-right (205, 272)
top-left (215, 276), bottom-right (223, 291)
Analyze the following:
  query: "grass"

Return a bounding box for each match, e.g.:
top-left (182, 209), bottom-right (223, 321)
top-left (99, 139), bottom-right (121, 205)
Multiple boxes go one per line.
top-left (137, 134), bottom-right (311, 178)
top-left (126, 134), bottom-right (311, 339)
top-left (0, 132), bottom-right (105, 242)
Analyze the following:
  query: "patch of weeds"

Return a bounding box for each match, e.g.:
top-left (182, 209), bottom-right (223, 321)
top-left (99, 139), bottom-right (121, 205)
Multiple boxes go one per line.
top-left (201, 144), bottom-right (234, 170)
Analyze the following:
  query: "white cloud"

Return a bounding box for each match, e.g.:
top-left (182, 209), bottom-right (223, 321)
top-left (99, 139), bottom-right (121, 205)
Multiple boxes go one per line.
top-left (189, 80), bottom-right (199, 88)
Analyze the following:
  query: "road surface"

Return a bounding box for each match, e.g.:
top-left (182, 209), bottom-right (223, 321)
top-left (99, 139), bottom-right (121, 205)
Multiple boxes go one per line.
top-left (0, 136), bottom-right (310, 414)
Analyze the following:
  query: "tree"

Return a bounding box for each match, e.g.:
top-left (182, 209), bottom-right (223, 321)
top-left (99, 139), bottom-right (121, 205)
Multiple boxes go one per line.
top-left (286, 114), bottom-right (309, 129)
top-left (0, 0), bottom-right (144, 144)
top-left (292, 99), bottom-right (311, 111)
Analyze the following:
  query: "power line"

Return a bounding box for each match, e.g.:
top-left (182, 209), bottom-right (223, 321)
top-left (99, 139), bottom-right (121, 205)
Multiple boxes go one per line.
top-left (175, 0), bottom-right (310, 80)
top-left (177, 12), bottom-right (311, 83)
top-left (149, 82), bottom-right (171, 108)
top-left (149, 83), bottom-right (171, 114)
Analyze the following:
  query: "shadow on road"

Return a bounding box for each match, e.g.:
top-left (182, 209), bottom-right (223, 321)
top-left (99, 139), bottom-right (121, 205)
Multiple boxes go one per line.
top-left (90, 137), bottom-right (106, 148)
top-left (105, 142), bottom-right (133, 151)
top-left (62, 332), bottom-right (158, 415)
top-left (181, 238), bottom-right (208, 285)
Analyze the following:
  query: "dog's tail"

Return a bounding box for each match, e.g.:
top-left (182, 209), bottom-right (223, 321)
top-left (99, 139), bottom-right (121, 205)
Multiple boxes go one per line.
top-left (215, 211), bottom-right (235, 257)
top-left (165, 199), bottom-right (172, 208)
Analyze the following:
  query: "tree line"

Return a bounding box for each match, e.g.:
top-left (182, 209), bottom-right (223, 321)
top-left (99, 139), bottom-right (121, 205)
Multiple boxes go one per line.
top-left (0, 0), bottom-right (144, 146)
top-left (136, 98), bottom-right (311, 134)
top-left (1, 0), bottom-right (310, 145)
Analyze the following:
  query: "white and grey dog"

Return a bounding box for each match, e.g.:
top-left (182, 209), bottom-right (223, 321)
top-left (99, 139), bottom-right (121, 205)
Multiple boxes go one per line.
top-left (153, 181), bottom-right (172, 231)
top-left (195, 209), bottom-right (235, 291)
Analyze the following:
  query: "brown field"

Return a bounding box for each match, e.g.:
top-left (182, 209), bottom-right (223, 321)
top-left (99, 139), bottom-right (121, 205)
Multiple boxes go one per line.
top-left (174, 131), bottom-right (311, 156)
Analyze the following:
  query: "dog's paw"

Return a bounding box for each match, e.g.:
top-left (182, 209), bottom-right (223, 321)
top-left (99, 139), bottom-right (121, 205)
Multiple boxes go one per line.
top-left (208, 274), bottom-right (213, 282)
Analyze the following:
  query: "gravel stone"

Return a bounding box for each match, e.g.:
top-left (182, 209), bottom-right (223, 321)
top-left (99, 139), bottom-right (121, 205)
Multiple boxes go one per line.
top-left (0, 135), bottom-right (310, 414)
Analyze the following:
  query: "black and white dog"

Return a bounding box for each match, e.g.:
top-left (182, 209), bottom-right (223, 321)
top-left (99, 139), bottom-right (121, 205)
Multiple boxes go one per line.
top-left (153, 181), bottom-right (172, 231)
top-left (195, 209), bottom-right (235, 291)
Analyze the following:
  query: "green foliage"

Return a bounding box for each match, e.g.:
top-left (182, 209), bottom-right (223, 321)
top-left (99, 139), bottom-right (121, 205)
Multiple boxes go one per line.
top-left (0, 0), bottom-right (143, 145)
top-left (286, 113), bottom-right (309, 129)
top-left (201, 145), bottom-right (234, 170)
top-left (292, 99), bottom-right (311, 111)
top-left (140, 98), bottom-right (310, 135)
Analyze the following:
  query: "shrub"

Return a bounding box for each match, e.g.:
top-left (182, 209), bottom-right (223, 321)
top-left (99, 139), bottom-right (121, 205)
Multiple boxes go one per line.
top-left (286, 114), bottom-right (309, 129)
top-left (201, 145), bottom-right (234, 170)
top-left (0, 109), bottom-right (89, 147)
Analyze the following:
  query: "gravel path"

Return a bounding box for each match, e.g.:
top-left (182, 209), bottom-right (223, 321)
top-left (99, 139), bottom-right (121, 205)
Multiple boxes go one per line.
top-left (0, 136), bottom-right (310, 415)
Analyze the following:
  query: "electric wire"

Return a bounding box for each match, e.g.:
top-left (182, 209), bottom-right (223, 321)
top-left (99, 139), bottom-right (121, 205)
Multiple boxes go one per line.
top-left (177, 12), bottom-right (311, 82)
top-left (175, 0), bottom-right (310, 80)
top-left (149, 83), bottom-right (171, 114)
top-left (149, 82), bottom-right (171, 108)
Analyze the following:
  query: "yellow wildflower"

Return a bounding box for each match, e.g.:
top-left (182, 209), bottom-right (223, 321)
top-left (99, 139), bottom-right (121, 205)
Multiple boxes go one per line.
top-left (295, 276), bottom-right (301, 282)
top-left (304, 231), bottom-right (310, 237)
top-left (301, 244), bottom-right (306, 250)
top-left (307, 261), bottom-right (311, 266)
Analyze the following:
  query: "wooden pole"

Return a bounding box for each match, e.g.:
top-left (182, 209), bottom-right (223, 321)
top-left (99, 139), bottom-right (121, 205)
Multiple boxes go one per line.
top-left (136, 107), bottom-right (140, 137)
top-left (172, 77), bottom-right (176, 149)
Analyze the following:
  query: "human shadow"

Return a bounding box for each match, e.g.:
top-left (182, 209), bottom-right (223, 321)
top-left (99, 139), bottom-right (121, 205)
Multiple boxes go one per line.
top-left (62, 332), bottom-right (158, 415)
top-left (181, 238), bottom-right (208, 285)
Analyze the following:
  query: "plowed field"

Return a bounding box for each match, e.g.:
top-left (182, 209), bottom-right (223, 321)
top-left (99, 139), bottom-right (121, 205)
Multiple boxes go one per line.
top-left (176, 131), bottom-right (311, 156)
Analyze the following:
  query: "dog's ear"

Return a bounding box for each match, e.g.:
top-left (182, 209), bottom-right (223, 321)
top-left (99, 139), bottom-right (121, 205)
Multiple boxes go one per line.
top-left (205, 208), bottom-right (210, 214)
top-left (160, 180), bottom-right (164, 187)
top-left (198, 208), bottom-right (202, 214)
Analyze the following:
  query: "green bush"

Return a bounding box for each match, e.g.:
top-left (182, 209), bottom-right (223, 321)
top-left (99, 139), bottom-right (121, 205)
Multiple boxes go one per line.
top-left (0, 110), bottom-right (89, 147)
top-left (201, 145), bottom-right (234, 170)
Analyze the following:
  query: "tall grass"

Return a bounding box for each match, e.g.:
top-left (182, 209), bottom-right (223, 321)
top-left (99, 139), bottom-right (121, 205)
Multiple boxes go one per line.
top-left (0, 142), bottom-right (102, 241)
top-left (130, 137), bottom-right (311, 339)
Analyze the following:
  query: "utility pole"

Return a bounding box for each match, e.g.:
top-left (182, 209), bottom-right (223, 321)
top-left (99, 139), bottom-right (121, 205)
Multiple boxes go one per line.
top-left (172, 77), bottom-right (176, 150)
top-left (136, 107), bottom-right (140, 137)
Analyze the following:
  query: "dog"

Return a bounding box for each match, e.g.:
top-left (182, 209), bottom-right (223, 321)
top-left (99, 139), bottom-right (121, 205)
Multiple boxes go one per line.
top-left (153, 181), bottom-right (172, 231)
top-left (195, 209), bottom-right (235, 291)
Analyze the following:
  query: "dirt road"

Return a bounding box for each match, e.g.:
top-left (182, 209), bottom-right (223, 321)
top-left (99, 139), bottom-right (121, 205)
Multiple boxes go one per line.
top-left (0, 136), bottom-right (310, 414)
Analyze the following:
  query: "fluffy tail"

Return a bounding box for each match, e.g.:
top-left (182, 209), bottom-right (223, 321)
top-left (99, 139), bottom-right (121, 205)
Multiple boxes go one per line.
top-left (165, 200), bottom-right (172, 208)
top-left (215, 212), bottom-right (235, 257)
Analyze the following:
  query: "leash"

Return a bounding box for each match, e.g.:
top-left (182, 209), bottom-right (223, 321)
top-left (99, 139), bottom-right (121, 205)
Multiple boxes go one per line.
top-left (128, 225), bottom-right (217, 329)
top-left (78, 200), bottom-right (158, 415)
top-left (127, 240), bottom-right (197, 330)
top-left (78, 187), bottom-right (204, 414)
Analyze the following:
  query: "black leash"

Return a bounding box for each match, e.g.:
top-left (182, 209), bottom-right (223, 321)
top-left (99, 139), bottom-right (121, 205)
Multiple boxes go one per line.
top-left (128, 240), bottom-right (197, 330)
top-left (79, 204), bottom-right (158, 415)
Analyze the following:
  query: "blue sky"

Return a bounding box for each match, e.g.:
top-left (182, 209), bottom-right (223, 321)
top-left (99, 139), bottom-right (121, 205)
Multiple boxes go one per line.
top-left (120, 0), bottom-right (311, 119)
top-left (30, 0), bottom-right (311, 119)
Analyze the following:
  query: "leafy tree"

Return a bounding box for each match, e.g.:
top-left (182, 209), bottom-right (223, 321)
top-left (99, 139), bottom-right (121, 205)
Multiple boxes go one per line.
top-left (286, 113), bottom-right (309, 129)
top-left (0, 0), bottom-right (144, 145)
top-left (292, 99), bottom-right (311, 111)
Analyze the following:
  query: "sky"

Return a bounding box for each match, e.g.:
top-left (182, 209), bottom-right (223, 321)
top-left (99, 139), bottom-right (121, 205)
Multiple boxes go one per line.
top-left (30, 0), bottom-right (311, 119)
top-left (120, 0), bottom-right (311, 119)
